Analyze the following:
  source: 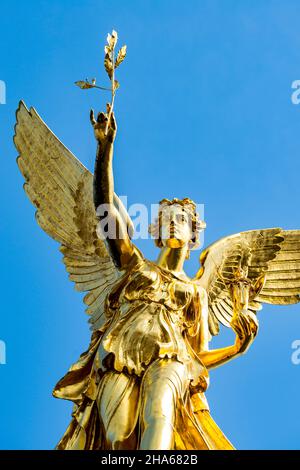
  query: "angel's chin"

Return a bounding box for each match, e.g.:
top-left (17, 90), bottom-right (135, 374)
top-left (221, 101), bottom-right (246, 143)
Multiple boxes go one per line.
top-left (164, 238), bottom-right (186, 249)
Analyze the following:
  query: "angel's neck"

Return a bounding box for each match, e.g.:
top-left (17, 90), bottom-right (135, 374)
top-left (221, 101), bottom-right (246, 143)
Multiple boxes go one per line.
top-left (156, 245), bottom-right (189, 274)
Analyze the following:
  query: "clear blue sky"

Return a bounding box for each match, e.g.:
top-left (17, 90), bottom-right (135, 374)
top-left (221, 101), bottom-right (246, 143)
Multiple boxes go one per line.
top-left (1, 0), bottom-right (300, 450)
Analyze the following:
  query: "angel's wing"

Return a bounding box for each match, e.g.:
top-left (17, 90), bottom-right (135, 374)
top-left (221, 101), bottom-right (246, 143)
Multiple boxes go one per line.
top-left (196, 228), bottom-right (300, 335)
top-left (14, 101), bottom-right (132, 331)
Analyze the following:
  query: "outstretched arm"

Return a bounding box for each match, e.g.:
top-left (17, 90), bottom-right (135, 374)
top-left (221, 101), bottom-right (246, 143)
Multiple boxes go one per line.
top-left (198, 323), bottom-right (256, 370)
top-left (197, 286), bottom-right (258, 370)
top-left (91, 104), bottom-right (138, 269)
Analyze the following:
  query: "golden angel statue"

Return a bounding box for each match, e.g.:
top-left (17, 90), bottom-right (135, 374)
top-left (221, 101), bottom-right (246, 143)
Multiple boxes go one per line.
top-left (13, 99), bottom-right (300, 450)
top-left (13, 29), bottom-right (300, 451)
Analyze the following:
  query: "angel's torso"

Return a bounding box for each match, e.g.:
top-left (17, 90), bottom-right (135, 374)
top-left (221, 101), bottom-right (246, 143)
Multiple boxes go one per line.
top-left (96, 257), bottom-right (209, 386)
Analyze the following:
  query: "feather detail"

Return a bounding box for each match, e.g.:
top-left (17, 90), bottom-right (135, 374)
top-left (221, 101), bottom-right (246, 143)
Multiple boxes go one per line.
top-left (196, 228), bottom-right (300, 335)
top-left (14, 101), bottom-right (124, 331)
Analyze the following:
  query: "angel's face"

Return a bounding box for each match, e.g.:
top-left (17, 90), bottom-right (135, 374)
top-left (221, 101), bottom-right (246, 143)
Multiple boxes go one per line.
top-left (160, 205), bottom-right (193, 248)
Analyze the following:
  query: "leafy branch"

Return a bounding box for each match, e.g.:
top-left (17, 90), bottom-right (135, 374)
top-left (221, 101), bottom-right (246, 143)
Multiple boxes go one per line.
top-left (75, 29), bottom-right (127, 135)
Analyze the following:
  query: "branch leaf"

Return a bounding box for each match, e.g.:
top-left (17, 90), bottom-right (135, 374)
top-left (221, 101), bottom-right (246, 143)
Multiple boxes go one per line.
top-left (106, 33), bottom-right (112, 46)
top-left (104, 53), bottom-right (113, 79)
top-left (115, 45), bottom-right (127, 68)
top-left (114, 79), bottom-right (120, 90)
top-left (107, 30), bottom-right (118, 49)
top-left (111, 30), bottom-right (118, 46)
top-left (75, 80), bottom-right (94, 89)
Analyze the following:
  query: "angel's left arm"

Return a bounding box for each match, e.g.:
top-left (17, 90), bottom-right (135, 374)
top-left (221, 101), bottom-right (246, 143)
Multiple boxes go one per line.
top-left (197, 288), bottom-right (251, 369)
top-left (199, 341), bottom-right (240, 370)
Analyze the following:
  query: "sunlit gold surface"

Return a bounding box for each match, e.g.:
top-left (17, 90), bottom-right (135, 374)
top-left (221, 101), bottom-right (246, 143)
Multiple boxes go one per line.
top-left (13, 99), bottom-right (300, 450)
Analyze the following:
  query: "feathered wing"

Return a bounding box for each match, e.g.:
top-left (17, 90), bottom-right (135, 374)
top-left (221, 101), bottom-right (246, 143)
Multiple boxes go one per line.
top-left (196, 228), bottom-right (300, 336)
top-left (14, 100), bottom-right (131, 331)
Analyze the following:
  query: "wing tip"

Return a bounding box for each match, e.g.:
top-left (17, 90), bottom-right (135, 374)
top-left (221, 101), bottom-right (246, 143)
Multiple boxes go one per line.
top-left (18, 99), bottom-right (27, 109)
top-left (14, 100), bottom-right (29, 147)
top-left (15, 100), bottom-right (29, 121)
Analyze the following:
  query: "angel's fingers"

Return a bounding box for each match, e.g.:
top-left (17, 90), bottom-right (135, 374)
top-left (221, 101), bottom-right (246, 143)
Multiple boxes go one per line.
top-left (245, 312), bottom-right (259, 334)
top-left (97, 112), bottom-right (107, 124)
top-left (244, 317), bottom-right (253, 336)
top-left (90, 109), bottom-right (96, 126)
top-left (239, 316), bottom-right (250, 337)
top-left (235, 325), bottom-right (243, 339)
top-left (251, 327), bottom-right (258, 338)
top-left (231, 319), bottom-right (243, 338)
top-left (249, 318), bottom-right (259, 336)
top-left (250, 332), bottom-right (256, 343)
top-left (251, 314), bottom-right (259, 329)
top-left (248, 312), bottom-right (258, 326)
top-left (247, 310), bottom-right (258, 322)
top-left (239, 315), bottom-right (251, 336)
top-left (110, 112), bottom-right (117, 130)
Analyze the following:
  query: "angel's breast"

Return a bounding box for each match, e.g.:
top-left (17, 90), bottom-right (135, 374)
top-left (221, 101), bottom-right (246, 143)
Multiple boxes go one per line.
top-left (112, 262), bottom-right (195, 311)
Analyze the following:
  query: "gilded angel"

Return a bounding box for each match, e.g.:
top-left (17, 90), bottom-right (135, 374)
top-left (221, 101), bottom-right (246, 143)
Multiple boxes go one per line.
top-left (14, 100), bottom-right (300, 450)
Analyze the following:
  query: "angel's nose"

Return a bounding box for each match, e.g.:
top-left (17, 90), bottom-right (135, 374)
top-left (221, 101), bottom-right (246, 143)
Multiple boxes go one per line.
top-left (169, 219), bottom-right (177, 231)
top-left (169, 213), bottom-right (177, 224)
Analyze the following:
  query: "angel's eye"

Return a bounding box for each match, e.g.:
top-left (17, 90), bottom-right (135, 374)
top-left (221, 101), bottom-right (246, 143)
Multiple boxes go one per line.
top-left (161, 213), bottom-right (170, 224)
top-left (176, 213), bottom-right (187, 224)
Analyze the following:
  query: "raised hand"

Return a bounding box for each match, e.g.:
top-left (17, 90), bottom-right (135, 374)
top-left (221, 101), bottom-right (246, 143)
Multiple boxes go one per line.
top-left (90, 102), bottom-right (117, 144)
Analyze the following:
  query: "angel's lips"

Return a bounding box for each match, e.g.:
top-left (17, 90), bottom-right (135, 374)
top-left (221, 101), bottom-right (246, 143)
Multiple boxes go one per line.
top-left (168, 226), bottom-right (183, 238)
top-left (169, 229), bottom-right (177, 237)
